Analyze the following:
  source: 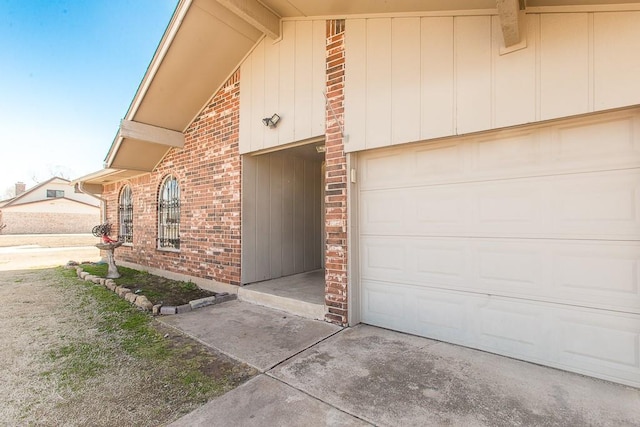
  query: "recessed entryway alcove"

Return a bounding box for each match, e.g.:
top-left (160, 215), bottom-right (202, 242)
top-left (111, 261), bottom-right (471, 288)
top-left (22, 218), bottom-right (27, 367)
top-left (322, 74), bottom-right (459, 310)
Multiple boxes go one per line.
top-left (240, 140), bottom-right (326, 319)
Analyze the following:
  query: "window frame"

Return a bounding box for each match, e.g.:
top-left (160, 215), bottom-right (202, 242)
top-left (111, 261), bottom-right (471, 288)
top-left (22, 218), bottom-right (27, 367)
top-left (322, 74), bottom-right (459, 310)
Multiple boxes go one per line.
top-left (118, 185), bottom-right (134, 244)
top-left (157, 175), bottom-right (180, 250)
top-left (46, 189), bottom-right (64, 198)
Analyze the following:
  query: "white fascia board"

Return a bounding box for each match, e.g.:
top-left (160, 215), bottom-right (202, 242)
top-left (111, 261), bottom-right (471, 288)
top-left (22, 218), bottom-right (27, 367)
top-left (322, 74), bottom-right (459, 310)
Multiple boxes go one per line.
top-left (105, 0), bottom-right (193, 167)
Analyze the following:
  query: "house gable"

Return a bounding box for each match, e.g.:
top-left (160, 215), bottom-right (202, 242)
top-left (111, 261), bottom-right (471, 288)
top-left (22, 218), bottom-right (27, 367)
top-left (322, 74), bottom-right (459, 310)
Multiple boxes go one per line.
top-left (5, 177), bottom-right (99, 208)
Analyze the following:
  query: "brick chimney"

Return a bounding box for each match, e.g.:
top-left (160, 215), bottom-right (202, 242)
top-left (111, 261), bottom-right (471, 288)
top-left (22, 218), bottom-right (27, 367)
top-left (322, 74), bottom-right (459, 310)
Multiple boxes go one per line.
top-left (15, 182), bottom-right (26, 196)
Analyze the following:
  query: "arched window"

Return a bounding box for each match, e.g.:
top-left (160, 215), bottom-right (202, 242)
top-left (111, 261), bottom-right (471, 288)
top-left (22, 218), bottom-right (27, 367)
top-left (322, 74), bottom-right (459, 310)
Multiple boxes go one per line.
top-left (158, 175), bottom-right (180, 249)
top-left (118, 185), bottom-right (133, 244)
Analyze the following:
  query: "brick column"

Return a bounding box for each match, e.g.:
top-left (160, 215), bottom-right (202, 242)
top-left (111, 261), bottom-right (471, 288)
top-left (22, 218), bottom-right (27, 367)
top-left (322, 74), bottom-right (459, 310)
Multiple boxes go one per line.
top-left (325, 20), bottom-right (348, 325)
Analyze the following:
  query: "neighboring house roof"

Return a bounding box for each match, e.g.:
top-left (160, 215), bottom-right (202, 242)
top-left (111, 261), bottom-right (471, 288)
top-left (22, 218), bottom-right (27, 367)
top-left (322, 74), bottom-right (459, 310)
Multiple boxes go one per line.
top-left (0, 197), bottom-right (15, 208)
top-left (1, 177), bottom-right (100, 209)
top-left (79, 0), bottom-right (634, 191)
top-left (0, 196), bottom-right (100, 210)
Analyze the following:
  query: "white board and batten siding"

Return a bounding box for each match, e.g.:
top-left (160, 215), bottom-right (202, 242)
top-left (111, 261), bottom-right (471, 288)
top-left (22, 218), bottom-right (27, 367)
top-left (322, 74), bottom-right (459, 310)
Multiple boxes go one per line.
top-left (240, 20), bottom-right (326, 154)
top-left (358, 108), bottom-right (640, 387)
top-left (345, 11), bottom-right (640, 152)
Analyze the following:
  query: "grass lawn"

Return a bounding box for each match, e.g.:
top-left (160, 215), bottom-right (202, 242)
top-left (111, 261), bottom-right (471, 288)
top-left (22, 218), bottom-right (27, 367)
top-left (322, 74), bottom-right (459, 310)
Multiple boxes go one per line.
top-left (0, 267), bottom-right (256, 426)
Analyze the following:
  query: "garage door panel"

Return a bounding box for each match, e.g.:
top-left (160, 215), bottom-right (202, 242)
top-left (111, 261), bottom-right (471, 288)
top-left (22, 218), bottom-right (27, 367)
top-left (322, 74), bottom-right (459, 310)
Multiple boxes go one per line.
top-left (553, 171), bottom-right (640, 231)
top-left (555, 310), bottom-right (640, 385)
top-left (362, 283), bottom-right (640, 387)
top-left (472, 130), bottom-right (541, 174)
top-left (361, 237), bottom-right (469, 287)
top-left (359, 109), bottom-right (640, 192)
top-left (477, 246), bottom-right (543, 288)
top-left (361, 169), bottom-right (640, 240)
top-left (361, 190), bottom-right (410, 229)
top-left (414, 142), bottom-right (466, 181)
top-left (362, 236), bottom-right (640, 313)
top-left (362, 281), bottom-right (470, 342)
top-left (558, 316), bottom-right (639, 368)
top-left (477, 302), bottom-right (549, 358)
top-left (554, 243), bottom-right (640, 299)
top-left (553, 113), bottom-right (640, 164)
top-left (364, 283), bottom-right (405, 322)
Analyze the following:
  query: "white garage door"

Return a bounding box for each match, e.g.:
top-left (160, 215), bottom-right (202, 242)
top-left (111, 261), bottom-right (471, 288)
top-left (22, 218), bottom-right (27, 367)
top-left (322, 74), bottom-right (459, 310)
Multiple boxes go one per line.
top-left (358, 109), bottom-right (640, 387)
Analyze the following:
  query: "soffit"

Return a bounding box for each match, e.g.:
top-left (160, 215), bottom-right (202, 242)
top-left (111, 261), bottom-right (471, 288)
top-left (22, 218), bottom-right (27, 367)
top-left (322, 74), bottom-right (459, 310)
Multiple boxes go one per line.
top-left (74, 169), bottom-right (149, 192)
top-left (264, 0), bottom-right (495, 17)
top-left (131, 0), bottom-right (262, 131)
top-left (260, 0), bottom-right (636, 17)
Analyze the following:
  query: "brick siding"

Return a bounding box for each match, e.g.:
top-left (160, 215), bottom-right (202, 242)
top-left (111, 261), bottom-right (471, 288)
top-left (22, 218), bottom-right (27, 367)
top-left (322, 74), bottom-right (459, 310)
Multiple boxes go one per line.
top-left (100, 24), bottom-right (350, 324)
top-left (102, 71), bottom-right (242, 285)
top-left (324, 20), bottom-right (348, 325)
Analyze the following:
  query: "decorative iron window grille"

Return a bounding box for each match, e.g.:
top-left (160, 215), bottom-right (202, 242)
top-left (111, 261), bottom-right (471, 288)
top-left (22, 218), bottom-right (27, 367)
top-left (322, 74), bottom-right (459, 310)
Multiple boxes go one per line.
top-left (158, 175), bottom-right (180, 249)
top-left (118, 185), bottom-right (133, 244)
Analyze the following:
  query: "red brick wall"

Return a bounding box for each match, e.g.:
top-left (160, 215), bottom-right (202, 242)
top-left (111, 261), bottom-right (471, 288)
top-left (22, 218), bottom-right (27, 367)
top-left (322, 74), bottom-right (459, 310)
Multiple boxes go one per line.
top-left (324, 20), bottom-right (348, 325)
top-left (102, 71), bottom-right (242, 285)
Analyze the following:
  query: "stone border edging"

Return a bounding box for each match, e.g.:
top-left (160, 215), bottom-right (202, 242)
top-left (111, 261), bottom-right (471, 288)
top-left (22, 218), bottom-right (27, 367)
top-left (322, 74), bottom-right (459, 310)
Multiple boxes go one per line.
top-left (68, 263), bottom-right (236, 315)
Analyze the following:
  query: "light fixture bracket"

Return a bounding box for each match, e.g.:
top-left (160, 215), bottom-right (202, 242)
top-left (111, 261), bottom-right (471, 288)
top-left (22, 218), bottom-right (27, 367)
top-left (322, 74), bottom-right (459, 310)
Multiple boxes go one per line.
top-left (262, 113), bottom-right (281, 128)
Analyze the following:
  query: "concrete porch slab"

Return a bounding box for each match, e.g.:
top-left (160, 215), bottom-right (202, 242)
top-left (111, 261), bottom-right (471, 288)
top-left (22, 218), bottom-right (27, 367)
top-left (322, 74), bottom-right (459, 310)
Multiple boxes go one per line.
top-left (169, 375), bottom-right (370, 427)
top-left (159, 300), bottom-right (341, 372)
top-left (270, 325), bottom-right (640, 426)
top-left (238, 269), bottom-right (326, 320)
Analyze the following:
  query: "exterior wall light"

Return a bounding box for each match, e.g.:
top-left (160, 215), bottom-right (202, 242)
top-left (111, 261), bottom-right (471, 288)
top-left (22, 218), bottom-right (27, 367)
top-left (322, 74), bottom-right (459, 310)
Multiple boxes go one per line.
top-left (262, 113), bottom-right (281, 128)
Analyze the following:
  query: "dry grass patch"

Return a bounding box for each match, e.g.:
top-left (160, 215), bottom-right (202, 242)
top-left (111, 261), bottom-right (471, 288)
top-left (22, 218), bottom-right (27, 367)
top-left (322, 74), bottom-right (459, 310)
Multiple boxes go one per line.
top-left (0, 268), bottom-right (256, 426)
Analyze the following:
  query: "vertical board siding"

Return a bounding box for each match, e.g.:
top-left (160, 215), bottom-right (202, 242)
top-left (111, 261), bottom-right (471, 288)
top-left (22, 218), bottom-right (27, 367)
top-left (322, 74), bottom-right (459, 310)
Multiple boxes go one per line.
top-left (365, 18), bottom-right (393, 149)
top-left (278, 21), bottom-right (296, 144)
top-left (455, 16), bottom-right (492, 134)
top-left (241, 151), bottom-right (322, 284)
top-left (540, 13), bottom-right (590, 120)
top-left (344, 19), bottom-right (367, 152)
top-left (594, 12), bottom-right (640, 110)
top-left (241, 156), bottom-right (257, 281)
top-left (420, 17), bottom-right (455, 140)
top-left (281, 154), bottom-right (295, 276)
top-left (269, 154), bottom-right (283, 277)
top-left (492, 15), bottom-right (536, 128)
top-left (294, 21), bottom-right (314, 139)
top-left (250, 42), bottom-right (266, 152)
top-left (255, 155), bottom-right (271, 281)
top-left (312, 20), bottom-right (327, 136)
top-left (391, 17), bottom-right (421, 145)
top-left (293, 157), bottom-right (305, 273)
top-left (345, 11), bottom-right (640, 152)
top-left (264, 34), bottom-right (281, 149)
top-left (239, 20), bottom-right (327, 154)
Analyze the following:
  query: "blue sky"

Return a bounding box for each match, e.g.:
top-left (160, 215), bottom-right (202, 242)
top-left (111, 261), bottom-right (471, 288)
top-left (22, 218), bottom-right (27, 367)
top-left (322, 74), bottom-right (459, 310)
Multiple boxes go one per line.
top-left (0, 0), bottom-right (177, 197)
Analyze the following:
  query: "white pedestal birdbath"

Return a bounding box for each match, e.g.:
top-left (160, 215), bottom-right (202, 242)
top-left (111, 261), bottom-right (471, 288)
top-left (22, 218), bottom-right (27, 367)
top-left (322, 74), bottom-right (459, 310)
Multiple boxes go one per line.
top-left (95, 241), bottom-right (123, 278)
top-left (92, 222), bottom-right (123, 279)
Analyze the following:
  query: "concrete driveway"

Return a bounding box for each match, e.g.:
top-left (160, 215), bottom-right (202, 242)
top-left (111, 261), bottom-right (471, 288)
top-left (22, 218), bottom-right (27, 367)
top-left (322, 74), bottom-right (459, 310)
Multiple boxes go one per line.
top-left (165, 301), bottom-right (640, 427)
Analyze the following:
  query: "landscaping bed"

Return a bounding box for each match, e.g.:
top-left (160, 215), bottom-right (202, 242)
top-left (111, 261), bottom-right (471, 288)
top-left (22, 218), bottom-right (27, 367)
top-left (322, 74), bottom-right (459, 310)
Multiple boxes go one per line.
top-left (80, 264), bottom-right (217, 306)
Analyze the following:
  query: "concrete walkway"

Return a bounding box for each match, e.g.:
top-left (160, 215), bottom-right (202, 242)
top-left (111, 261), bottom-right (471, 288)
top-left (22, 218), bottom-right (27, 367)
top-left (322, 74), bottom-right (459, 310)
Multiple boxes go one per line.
top-left (163, 301), bottom-right (640, 427)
